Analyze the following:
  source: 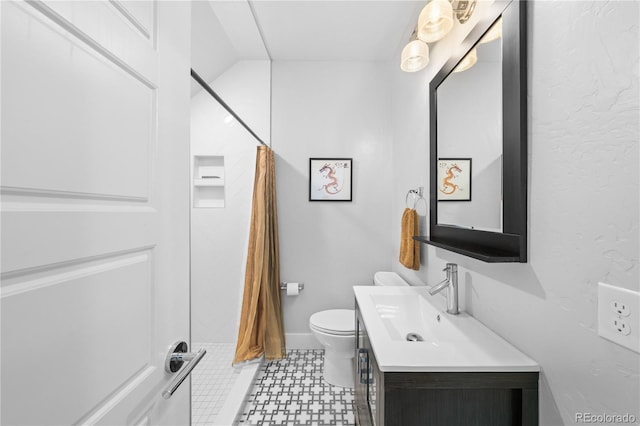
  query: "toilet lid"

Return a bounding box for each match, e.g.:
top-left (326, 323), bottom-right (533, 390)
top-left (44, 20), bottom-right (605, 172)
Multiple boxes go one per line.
top-left (374, 271), bottom-right (408, 286)
top-left (310, 309), bottom-right (355, 335)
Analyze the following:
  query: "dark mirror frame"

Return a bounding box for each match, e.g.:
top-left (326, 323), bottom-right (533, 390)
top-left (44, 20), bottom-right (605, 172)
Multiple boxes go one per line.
top-left (415, 0), bottom-right (527, 263)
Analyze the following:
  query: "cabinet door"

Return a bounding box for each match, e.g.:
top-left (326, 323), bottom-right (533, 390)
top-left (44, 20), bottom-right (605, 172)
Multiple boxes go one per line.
top-left (366, 341), bottom-right (381, 426)
top-left (355, 316), bottom-right (366, 404)
top-left (355, 309), bottom-right (373, 426)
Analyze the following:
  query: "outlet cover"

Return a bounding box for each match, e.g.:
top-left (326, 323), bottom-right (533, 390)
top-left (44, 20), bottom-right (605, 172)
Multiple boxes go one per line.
top-left (598, 282), bottom-right (639, 353)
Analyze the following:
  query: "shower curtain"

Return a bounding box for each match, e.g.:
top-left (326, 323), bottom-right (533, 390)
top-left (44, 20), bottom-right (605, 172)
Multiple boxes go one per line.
top-left (233, 146), bottom-right (286, 364)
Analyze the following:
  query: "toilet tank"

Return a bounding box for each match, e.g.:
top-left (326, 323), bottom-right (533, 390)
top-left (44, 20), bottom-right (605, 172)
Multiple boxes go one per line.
top-left (373, 271), bottom-right (409, 286)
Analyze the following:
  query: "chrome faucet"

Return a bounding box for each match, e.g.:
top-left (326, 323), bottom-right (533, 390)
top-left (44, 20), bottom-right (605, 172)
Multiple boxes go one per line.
top-left (428, 263), bottom-right (459, 315)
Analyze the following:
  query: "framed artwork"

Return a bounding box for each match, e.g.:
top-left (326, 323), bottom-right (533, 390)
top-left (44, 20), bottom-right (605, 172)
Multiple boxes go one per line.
top-left (309, 158), bottom-right (353, 201)
top-left (437, 158), bottom-right (472, 201)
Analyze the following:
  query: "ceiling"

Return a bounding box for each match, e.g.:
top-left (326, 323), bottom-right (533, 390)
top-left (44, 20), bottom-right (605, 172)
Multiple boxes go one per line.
top-left (249, 1), bottom-right (425, 61)
top-left (191, 0), bottom-right (426, 95)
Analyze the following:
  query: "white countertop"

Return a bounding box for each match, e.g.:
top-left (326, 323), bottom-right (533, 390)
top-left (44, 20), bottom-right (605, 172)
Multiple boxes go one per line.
top-left (354, 285), bottom-right (539, 373)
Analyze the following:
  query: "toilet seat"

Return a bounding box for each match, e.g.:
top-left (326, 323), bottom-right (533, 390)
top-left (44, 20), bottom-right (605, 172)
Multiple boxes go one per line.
top-left (309, 309), bottom-right (355, 336)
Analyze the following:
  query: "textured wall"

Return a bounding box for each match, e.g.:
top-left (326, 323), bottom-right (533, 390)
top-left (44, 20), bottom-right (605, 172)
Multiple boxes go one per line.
top-left (272, 61), bottom-right (394, 346)
top-left (390, 1), bottom-right (639, 424)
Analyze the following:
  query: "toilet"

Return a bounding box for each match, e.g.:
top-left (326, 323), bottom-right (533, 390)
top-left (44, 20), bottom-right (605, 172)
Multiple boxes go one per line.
top-left (309, 271), bottom-right (409, 387)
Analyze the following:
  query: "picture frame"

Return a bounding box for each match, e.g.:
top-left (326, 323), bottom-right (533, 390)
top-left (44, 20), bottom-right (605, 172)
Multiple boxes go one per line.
top-left (309, 158), bottom-right (353, 201)
top-left (437, 158), bottom-right (472, 201)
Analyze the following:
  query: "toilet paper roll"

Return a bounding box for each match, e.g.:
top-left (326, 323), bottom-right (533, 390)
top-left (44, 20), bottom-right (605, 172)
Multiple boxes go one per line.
top-left (286, 282), bottom-right (299, 296)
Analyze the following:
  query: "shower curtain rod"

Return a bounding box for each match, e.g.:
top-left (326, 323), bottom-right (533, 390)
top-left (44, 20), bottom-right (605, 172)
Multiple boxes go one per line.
top-left (191, 68), bottom-right (268, 147)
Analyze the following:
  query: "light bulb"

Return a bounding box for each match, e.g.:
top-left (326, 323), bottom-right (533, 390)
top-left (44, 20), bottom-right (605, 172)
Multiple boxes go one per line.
top-left (453, 47), bottom-right (477, 73)
top-left (480, 17), bottom-right (502, 44)
top-left (417, 0), bottom-right (454, 43)
top-left (400, 39), bottom-right (430, 72)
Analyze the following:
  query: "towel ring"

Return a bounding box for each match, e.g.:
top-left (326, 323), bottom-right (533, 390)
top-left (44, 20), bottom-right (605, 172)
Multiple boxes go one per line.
top-left (405, 191), bottom-right (418, 209)
top-left (405, 187), bottom-right (425, 210)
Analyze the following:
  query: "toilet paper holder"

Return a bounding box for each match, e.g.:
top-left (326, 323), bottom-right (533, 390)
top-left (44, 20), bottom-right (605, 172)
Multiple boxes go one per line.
top-left (280, 282), bottom-right (304, 291)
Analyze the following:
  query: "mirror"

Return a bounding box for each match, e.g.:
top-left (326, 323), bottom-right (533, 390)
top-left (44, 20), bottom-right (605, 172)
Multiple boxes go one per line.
top-left (437, 17), bottom-right (503, 233)
top-left (419, 0), bottom-right (527, 262)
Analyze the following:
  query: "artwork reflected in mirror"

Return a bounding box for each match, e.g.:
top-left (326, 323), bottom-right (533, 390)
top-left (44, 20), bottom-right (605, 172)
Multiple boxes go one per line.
top-left (436, 17), bottom-right (503, 233)
top-left (438, 158), bottom-right (472, 202)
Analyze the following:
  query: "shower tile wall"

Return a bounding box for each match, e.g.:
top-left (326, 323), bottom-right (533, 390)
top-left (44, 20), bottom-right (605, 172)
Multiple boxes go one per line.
top-left (238, 349), bottom-right (355, 425)
top-left (190, 82), bottom-right (258, 344)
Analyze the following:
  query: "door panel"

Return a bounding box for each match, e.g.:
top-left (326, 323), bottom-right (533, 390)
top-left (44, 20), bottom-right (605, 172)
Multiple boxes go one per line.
top-left (2, 251), bottom-right (153, 425)
top-left (101, 0), bottom-right (156, 42)
top-left (2, 1), bottom-right (155, 199)
top-left (27, 0), bottom-right (157, 76)
top-left (1, 1), bottom-right (191, 425)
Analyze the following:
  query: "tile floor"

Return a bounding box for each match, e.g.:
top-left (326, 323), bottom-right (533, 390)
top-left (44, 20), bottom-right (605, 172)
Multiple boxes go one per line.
top-left (192, 343), bottom-right (242, 425)
top-left (237, 349), bottom-right (356, 425)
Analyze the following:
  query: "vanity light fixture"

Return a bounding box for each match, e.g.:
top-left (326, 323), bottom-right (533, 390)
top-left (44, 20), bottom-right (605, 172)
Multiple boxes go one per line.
top-left (451, 0), bottom-right (477, 24)
top-left (417, 0), bottom-right (477, 43)
top-left (479, 16), bottom-right (502, 44)
top-left (453, 47), bottom-right (477, 72)
top-left (417, 0), bottom-right (454, 43)
top-left (403, 0), bottom-right (478, 73)
top-left (400, 30), bottom-right (430, 72)
top-left (451, 14), bottom-right (500, 74)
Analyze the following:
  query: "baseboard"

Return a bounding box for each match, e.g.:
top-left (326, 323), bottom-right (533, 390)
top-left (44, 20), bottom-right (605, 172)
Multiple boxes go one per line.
top-left (286, 333), bottom-right (322, 350)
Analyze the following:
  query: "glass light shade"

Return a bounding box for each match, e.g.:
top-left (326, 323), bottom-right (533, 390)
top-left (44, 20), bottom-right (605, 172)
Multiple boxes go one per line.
top-left (453, 47), bottom-right (477, 73)
top-left (417, 0), bottom-right (454, 43)
top-left (400, 39), bottom-right (430, 72)
top-left (480, 17), bottom-right (502, 44)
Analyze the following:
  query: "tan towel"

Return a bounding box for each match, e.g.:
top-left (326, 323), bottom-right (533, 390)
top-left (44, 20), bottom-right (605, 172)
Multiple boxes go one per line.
top-left (399, 208), bottom-right (420, 270)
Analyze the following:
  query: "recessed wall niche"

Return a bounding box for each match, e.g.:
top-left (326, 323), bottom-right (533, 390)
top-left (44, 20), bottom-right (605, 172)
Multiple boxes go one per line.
top-left (193, 155), bottom-right (225, 208)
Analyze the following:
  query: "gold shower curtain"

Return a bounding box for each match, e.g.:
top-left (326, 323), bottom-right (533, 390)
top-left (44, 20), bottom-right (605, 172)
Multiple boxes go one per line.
top-left (233, 146), bottom-right (286, 364)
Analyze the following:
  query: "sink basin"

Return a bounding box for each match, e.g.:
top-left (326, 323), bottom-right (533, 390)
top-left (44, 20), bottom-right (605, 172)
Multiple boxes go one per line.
top-left (371, 293), bottom-right (463, 344)
top-left (354, 286), bottom-right (539, 373)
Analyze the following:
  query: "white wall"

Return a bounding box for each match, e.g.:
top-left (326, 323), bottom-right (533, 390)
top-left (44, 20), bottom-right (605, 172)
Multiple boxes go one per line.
top-left (272, 61), bottom-right (394, 347)
top-left (190, 61), bottom-right (270, 343)
top-left (190, 1), bottom-right (237, 96)
top-left (210, 60), bottom-right (271, 145)
top-left (390, 1), bottom-right (639, 424)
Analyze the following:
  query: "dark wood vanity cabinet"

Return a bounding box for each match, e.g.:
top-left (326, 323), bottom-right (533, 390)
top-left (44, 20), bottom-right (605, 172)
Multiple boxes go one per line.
top-left (354, 304), bottom-right (539, 426)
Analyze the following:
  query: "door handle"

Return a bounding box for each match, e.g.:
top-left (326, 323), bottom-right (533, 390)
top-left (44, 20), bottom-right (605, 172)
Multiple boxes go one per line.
top-left (162, 341), bottom-right (207, 399)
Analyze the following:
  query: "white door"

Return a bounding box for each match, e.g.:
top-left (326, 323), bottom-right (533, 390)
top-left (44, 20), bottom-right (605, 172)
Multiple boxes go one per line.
top-left (1, 1), bottom-right (192, 424)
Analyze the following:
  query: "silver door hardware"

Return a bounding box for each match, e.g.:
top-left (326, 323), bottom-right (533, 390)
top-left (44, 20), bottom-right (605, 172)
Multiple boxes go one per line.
top-left (162, 341), bottom-right (207, 399)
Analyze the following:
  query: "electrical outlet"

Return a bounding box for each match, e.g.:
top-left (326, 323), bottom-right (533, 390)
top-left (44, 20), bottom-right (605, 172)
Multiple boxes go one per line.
top-left (610, 300), bottom-right (630, 317)
top-left (611, 317), bottom-right (631, 336)
top-left (598, 282), bottom-right (639, 353)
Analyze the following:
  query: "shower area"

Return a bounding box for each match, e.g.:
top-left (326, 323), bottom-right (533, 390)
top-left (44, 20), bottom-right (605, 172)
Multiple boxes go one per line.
top-left (190, 1), bottom-right (272, 424)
